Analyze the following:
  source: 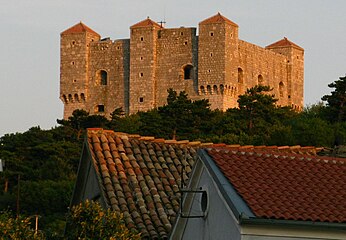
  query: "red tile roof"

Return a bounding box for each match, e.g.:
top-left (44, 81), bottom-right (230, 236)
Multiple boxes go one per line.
top-left (83, 128), bottom-right (335, 238)
top-left (130, 17), bottom-right (163, 29)
top-left (266, 37), bottom-right (304, 51)
top-left (199, 12), bottom-right (238, 27)
top-left (213, 144), bottom-right (323, 155)
top-left (61, 22), bottom-right (100, 37)
top-left (86, 129), bottom-right (200, 239)
top-left (207, 148), bottom-right (346, 223)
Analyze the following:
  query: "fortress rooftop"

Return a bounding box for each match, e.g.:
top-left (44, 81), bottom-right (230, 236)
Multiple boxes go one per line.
top-left (199, 12), bottom-right (238, 27)
top-left (266, 37), bottom-right (304, 51)
top-left (61, 22), bottom-right (100, 37)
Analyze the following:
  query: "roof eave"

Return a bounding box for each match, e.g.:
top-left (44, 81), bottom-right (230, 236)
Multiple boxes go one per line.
top-left (130, 19), bottom-right (163, 30)
top-left (265, 38), bottom-right (304, 52)
top-left (240, 216), bottom-right (346, 230)
top-left (199, 21), bottom-right (238, 27)
top-left (61, 31), bottom-right (101, 38)
top-left (266, 45), bottom-right (304, 52)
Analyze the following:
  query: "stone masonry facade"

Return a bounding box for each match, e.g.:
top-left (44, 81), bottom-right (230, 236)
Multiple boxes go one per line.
top-left (60, 13), bottom-right (304, 119)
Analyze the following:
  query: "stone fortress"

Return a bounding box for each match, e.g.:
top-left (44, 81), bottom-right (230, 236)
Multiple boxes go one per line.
top-left (60, 13), bottom-right (304, 119)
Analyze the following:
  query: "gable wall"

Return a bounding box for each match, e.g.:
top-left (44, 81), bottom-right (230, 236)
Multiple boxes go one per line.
top-left (70, 146), bottom-right (105, 208)
top-left (171, 160), bottom-right (242, 240)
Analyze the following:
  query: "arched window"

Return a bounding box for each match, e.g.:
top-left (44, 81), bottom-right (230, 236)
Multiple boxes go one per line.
top-left (96, 70), bottom-right (108, 85)
top-left (200, 86), bottom-right (205, 94)
top-left (80, 93), bottom-right (85, 101)
top-left (279, 82), bottom-right (284, 97)
top-left (101, 70), bottom-right (107, 85)
top-left (74, 94), bottom-right (79, 102)
top-left (62, 95), bottom-right (68, 103)
top-left (213, 85), bottom-right (218, 94)
top-left (207, 85), bottom-right (212, 94)
top-left (220, 84), bottom-right (224, 94)
top-left (68, 94), bottom-right (73, 102)
top-left (183, 64), bottom-right (193, 80)
top-left (258, 75), bottom-right (264, 85)
top-left (238, 68), bottom-right (244, 83)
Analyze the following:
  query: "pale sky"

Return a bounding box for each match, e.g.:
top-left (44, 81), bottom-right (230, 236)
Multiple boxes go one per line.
top-left (1, 0), bottom-right (345, 137)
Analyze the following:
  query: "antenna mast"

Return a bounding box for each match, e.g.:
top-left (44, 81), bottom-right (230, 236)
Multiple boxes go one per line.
top-left (160, 0), bottom-right (167, 27)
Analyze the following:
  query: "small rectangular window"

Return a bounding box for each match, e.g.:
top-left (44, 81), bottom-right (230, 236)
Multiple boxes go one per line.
top-left (139, 97), bottom-right (144, 103)
top-left (97, 105), bottom-right (105, 112)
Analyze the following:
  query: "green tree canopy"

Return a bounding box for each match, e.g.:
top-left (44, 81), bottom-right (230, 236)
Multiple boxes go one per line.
top-left (0, 126), bottom-right (82, 237)
top-left (157, 89), bottom-right (213, 140)
top-left (237, 85), bottom-right (277, 129)
top-left (65, 200), bottom-right (140, 240)
top-left (158, 89), bottom-right (193, 139)
top-left (0, 210), bottom-right (44, 239)
top-left (108, 107), bottom-right (126, 130)
top-left (236, 85), bottom-right (296, 140)
top-left (322, 75), bottom-right (346, 122)
top-left (57, 109), bottom-right (109, 139)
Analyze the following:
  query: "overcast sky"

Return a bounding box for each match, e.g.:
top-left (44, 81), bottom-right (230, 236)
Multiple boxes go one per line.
top-left (0, 0), bottom-right (345, 137)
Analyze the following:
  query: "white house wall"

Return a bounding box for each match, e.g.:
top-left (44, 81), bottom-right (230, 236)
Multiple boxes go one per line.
top-left (174, 160), bottom-right (242, 240)
top-left (241, 225), bottom-right (346, 240)
top-left (170, 151), bottom-right (346, 240)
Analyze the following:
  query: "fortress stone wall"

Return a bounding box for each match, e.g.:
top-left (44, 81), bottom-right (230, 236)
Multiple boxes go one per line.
top-left (60, 13), bottom-right (304, 119)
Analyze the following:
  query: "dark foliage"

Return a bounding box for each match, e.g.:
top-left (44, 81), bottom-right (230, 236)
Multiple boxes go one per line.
top-left (0, 126), bottom-right (82, 237)
top-left (322, 75), bottom-right (346, 123)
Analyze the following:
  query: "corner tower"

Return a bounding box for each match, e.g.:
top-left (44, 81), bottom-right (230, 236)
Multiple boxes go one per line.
top-left (198, 13), bottom-right (239, 110)
top-left (129, 18), bottom-right (162, 114)
top-left (60, 22), bottom-right (100, 118)
top-left (266, 38), bottom-right (304, 110)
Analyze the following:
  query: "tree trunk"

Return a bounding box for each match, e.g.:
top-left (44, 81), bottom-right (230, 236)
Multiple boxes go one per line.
top-left (4, 178), bottom-right (8, 193)
top-left (338, 100), bottom-right (345, 123)
top-left (172, 128), bottom-right (177, 140)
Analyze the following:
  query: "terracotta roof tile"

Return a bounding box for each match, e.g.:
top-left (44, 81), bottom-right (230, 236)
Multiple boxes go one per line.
top-left (266, 37), bottom-right (304, 51)
top-left (86, 128), bottom-right (201, 238)
top-left (199, 12), bottom-right (238, 27)
top-left (207, 148), bottom-right (346, 223)
top-left (211, 144), bottom-right (322, 156)
top-left (130, 17), bottom-right (163, 29)
top-left (61, 22), bottom-right (100, 37)
top-left (84, 128), bottom-right (334, 236)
